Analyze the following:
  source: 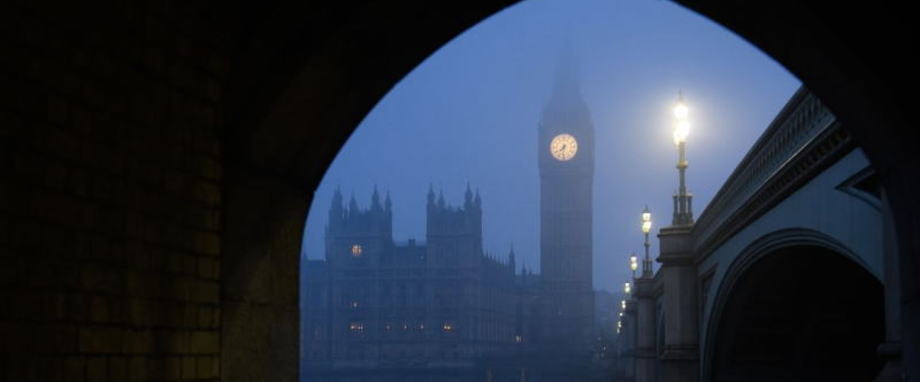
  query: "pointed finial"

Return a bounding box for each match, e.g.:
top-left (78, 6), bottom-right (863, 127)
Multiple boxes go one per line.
top-left (437, 188), bottom-right (445, 208)
top-left (371, 185), bottom-right (381, 209)
top-left (331, 186), bottom-right (343, 207)
top-left (349, 192), bottom-right (359, 212)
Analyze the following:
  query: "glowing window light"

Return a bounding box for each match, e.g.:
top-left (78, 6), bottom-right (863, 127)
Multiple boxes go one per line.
top-left (442, 322), bottom-right (454, 332)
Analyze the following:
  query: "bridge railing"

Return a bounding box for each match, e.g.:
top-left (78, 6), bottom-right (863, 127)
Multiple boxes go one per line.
top-left (691, 87), bottom-right (836, 257)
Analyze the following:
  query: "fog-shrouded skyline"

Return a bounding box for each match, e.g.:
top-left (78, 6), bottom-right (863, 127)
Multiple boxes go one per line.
top-left (301, 0), bottom-right (800, 292)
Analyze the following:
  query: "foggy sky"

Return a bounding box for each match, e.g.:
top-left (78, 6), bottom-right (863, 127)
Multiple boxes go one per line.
top-left (301, 0), bottom-right (800, 292)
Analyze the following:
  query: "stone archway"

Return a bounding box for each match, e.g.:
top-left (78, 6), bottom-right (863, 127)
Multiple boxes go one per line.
top-left (707, 243), bottom-right (884, 381)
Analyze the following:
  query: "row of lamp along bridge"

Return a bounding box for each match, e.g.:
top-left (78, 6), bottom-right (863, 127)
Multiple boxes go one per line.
top-left (617, 93), bottom-right (694, 381)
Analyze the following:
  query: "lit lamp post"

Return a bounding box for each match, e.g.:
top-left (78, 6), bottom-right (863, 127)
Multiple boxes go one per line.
top-left (624, 281), bottom-right (632, 295)
top-left (672, 92), bottom-right (694, 226)
top-left (629, 254), bottom-right (638, 279)
top-left (641, 206), bottom-right (653, 278)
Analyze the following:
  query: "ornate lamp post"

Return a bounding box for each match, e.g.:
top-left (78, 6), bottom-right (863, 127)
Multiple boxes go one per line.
top-left (672, 92), bottom-right (694, 226)
top-left (641, 206), bottom-right (653, 278)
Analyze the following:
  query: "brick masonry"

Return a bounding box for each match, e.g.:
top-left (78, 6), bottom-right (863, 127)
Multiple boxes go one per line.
top-left (0, 3), bottom-right (227, 381)
top-left (0, 1), bottom-right (513, 381)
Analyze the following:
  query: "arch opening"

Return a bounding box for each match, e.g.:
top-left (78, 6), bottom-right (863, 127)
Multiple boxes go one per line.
top-left (710, 245), bottom-right (884, 382)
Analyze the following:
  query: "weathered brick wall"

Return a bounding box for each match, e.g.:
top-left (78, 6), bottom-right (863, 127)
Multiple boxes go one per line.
top-left (0, 3), bottom-right (229, 380)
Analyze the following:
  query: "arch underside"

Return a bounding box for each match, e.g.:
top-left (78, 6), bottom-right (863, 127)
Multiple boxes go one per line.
top-left (709, 245), bottom-right (884, 382)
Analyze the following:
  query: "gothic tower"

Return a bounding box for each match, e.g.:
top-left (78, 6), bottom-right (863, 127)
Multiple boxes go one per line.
top-left (537, 50), bottom-right (595, 352)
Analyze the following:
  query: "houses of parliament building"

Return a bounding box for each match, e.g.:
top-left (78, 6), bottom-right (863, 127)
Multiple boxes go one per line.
top-left (302, 55), bottom-right (602, 380)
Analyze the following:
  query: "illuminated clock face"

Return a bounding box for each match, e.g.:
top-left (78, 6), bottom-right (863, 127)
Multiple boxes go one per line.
top-left (550, 133), bottom-right (578, 161)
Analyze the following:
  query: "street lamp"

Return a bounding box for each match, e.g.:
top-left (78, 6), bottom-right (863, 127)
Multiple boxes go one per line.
top-left (624, 281), bottom-right (631, 294)
top-left (641, 205), bottom-right (653, 278)
top-left (671, 92), bottom-right (694, 226)
top-left (629, 254), bottom-right (638, 278)
top-left (621, 299), bottom-right (627, 310)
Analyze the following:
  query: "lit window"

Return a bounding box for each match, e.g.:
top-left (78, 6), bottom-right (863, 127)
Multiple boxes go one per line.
top-left (514, 335), bottom-right (523, 343)
top-left (442, 322), bottom-right (454, 332)
top-left (384, 324), bottom-right (392, 331)
top-left (351, 244), bottom-right (363, 257)
top-left (349, 322), bottom-right (365, 332)
top-left (350, 301), bottom-right (359, 308)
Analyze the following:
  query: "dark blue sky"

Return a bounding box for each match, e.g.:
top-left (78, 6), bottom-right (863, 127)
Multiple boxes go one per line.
top-left (301, 0), bottom-right (800, 292)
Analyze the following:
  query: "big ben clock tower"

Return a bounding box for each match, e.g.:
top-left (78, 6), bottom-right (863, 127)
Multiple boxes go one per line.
top-left (537, 52), bottom-right (595, 353)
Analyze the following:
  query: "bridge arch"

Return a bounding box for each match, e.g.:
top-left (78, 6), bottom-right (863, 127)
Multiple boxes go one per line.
top-left (702, 228), bottom-right (884, 381)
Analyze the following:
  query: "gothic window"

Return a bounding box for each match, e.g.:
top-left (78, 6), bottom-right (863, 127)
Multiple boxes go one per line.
top-left (351, 244), bottom-right (363, 257)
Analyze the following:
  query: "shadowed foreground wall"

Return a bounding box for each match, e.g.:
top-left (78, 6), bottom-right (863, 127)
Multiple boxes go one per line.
top-left (0, 3), bottom-right (229, 380)
top-left (0, 1), bottom-right (512, 381)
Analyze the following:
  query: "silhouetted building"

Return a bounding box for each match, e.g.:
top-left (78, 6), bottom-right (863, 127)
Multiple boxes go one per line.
top-left (302, 185), bottom-right (533, 376)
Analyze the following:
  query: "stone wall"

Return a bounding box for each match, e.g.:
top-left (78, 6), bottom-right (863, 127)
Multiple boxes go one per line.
top-left (0, 2), bottom-right (229, 380)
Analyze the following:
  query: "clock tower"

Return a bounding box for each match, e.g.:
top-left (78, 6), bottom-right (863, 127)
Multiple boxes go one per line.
top-left (537, 52), bottom-right (595, 352)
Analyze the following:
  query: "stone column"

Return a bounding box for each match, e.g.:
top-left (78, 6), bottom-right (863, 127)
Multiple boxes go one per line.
top-left (634, 277), bottom-right (657, 382)
top-left (657, 225), bottom-right (698, 382)
top-left (875, 191), bottom-right (903, 381)
top-left (624, 299), bottom-right (638, 381)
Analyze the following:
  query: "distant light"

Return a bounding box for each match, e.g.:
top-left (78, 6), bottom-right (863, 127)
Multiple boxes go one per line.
top-left (621, 300), bottom-right (627, 310)
top-left (515, 335), bottom-right (523, 343)
top-left (351, 244), bottom-right (363, 257)
top-left (630, 256), bottom-right (638, 271)
top-left (624, 282), bottom-right (631, 294)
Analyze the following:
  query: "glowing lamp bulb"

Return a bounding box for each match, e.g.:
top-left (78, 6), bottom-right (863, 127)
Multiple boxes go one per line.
top-left (674, 102), bottom-right (689, 120)
top-left (624, 282), bottom-right (631, 294)
top-left (621, 300), bottom-right (627, 309)
top-left (673, 120), bottom-right (690, 145)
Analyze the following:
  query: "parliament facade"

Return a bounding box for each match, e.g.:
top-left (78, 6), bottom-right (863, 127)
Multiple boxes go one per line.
top-left (302, 186), bottom-right (542, 375)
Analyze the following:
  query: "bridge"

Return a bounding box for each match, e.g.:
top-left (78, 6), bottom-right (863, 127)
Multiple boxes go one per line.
top-left (617, 88), bottom-right (899, 381)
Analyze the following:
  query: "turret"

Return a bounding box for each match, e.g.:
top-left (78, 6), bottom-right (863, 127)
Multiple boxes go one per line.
top-left (328, 187), bottom-right (344, 231)
top-left (426, 184), bottom-right (484, 266)
top-left (325, 188), bottom-right (394, 263)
